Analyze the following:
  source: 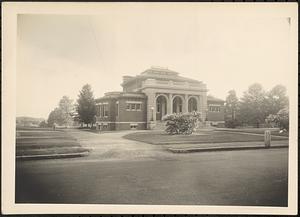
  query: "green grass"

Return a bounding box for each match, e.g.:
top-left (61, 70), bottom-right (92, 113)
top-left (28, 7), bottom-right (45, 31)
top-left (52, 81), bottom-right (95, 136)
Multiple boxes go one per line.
top-left (16, 129), bottom-right (89, 158)
top-left (123, 130), bottom-right (288, 145)
top-left (215, 128), bottom-right (289, 137)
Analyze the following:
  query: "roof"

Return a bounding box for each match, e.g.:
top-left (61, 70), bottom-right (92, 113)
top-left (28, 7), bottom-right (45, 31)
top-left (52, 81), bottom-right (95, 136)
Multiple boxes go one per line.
top-left (122, 67), bottom-right (202, 86)
top-left (95, 92), bottom-right (146, 102)
top-left (207, 95), bottom-right (225, 103)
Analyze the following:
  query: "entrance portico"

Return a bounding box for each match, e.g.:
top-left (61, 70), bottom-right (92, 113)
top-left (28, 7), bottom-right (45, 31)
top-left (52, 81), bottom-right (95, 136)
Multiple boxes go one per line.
top-left (145, 90), bottom-right (207, 126)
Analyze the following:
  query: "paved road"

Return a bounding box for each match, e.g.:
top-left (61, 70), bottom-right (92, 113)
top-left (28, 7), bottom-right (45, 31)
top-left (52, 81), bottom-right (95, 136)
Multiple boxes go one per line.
top-left (16, 132), bottom-right (288, 206)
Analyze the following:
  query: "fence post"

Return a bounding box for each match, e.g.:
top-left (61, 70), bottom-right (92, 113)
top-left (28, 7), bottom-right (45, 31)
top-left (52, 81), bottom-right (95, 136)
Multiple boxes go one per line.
top-left (264, 130), bottom-right (271, 148)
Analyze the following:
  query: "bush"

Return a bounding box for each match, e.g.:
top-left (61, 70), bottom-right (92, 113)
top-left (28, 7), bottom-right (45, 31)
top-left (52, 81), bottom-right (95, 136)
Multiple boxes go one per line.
top-left (39, 120), bottom-right (48, 128)
top-left (162, 112), bottom-right (202, 135)
top-left (266, 107), bottom-right (289, 131)
top-left (225, 119), bottom-right (240, 128)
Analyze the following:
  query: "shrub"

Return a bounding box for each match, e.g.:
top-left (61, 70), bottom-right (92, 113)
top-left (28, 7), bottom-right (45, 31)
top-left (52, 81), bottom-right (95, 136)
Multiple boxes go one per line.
top-left (225, 119), bottom-right (241, 128)
top-left (266, 107), bottom-right (289, 131)
top-left (39, 120), bottom-right (48, 128)
top-left (162, 112), bottom-right (202, 135)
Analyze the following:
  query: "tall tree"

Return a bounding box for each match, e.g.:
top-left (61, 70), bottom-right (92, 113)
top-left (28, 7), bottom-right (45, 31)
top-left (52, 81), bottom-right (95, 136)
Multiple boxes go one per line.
top-left (224, 90), bottom-right (240, 128)
top-left (76, 84), bottom-right (96, 127)
top-left (58, 96), bottom-right (74, 126)
top-left (47, 96), bottom-right (74, 127)
top-left (47, 107), bottom-right (63, 126)
top-left (239, 83), bottom-right (267, 127)
top-left (266, 84), bottom-right (289, 115)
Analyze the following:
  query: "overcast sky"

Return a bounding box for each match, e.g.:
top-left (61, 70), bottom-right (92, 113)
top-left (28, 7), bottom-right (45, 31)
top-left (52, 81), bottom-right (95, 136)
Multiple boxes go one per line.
top-left (17, 7), bottom-right (293, 119)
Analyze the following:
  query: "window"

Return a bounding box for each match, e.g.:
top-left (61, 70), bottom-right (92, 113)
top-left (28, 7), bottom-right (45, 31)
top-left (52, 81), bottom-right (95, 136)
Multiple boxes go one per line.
top-left (103, 104), bottom-right (109, 117)
top-left (116, 102), bottom-right (119, 116)
top-left (209, 105), bottom-right (221, 112)
top-left (131, 104), bottom-right (136, 110)
top-left (96, 105), bottom-right (101, 116)
top-left (126, 101), bottom-right (142, 111)
top-left (130, 123), bottom-right (138, 130)
top-left (156, 103), bottom-right (160, 113)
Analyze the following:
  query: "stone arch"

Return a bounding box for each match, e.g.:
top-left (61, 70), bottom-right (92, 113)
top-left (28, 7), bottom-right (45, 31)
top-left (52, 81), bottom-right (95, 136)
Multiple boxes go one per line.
top-left (172, 95), bottom-right (184, 114)
top-left (188, 96), bottom-right (198, 112)
top-left (156, 94), bottom-right (168, 120)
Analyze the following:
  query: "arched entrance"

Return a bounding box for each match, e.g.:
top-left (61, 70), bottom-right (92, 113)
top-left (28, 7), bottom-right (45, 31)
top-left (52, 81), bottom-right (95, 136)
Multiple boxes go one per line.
top-left (188, 97), bottom-right (198, 112)
top-left (156, 95), bottom-right (167, 120)
top-left (173, 96), bottom-right (183, 114)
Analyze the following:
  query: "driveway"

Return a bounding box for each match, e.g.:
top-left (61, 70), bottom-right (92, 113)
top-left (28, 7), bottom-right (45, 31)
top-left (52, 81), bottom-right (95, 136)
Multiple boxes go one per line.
top-left (66, 129), bottom-right (174, 161)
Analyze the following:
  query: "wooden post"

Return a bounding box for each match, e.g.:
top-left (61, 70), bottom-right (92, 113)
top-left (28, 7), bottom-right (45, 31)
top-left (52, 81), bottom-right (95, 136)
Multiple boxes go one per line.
top-left (264, 130), bottom-right (271, 148)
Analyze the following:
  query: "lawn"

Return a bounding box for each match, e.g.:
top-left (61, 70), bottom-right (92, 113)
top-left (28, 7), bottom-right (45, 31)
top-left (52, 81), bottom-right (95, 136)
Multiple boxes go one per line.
top-left (16, 128), bottom-right (89, 158)
top-left (123, 130), bottom-right (288, 145)
top-left (215, 128), bottom-right (289, 137)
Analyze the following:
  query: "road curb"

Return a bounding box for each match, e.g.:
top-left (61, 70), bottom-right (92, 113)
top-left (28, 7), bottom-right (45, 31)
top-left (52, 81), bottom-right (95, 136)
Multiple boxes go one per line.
top-left (16, 151), bottom-right (90, 160)
top-left (168, 145), bottom-right (288, 153)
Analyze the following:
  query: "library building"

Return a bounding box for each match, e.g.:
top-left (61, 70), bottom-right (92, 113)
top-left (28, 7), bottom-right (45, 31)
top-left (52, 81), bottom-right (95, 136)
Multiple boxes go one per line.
top-left (95, 67), bottom-right (225, 130)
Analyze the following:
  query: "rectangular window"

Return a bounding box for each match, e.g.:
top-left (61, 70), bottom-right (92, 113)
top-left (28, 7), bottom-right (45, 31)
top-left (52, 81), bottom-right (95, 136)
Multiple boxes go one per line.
top-left (126, 102), bottom-right (142, 111)
top-left (96, 105), bottom-right (100, 116)
top-left (116, 102), bottom-right (119, 116)
top-left (101, 105), bottom-right (104, 117)
top-left (209, 106), bottom-right (220, 112)
top-left (104, 104), bottom-right (109, 117)
top-left (131, 104), bottom-right (136, 110)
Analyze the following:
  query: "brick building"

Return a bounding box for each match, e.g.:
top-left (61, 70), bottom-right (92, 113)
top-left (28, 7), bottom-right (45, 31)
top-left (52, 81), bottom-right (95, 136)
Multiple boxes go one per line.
top-left (95, 67), bottom-right (225, 130)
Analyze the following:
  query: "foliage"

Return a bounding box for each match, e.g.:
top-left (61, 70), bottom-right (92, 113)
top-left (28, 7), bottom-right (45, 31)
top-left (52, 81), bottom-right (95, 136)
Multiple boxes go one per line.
top-left (16, 117), bottom-right (45, 127)
top-left (224, 90), bottom-right (240, 128)
top-left (224, 84), bottom-right (288, 128)
top-left (39, 120), bottom-right (48, 128)
top-left (239, 83), bottom-right (268, 127)
top-left (47, 96), bottom-right (74, 127)
top-left (266, 107), bottom-right (289, 131)
top-left (162, 112), bottom-right (201, 135)
top-left (265, 85), bottom-right (289, 115)
top-left (225, 119), bottom-right (241, 128)
top-left (47, 108), bottom-right (62, 126)
top-left (58, 96), bottom-right (74, 126)
top-left (76, 84), bottom-right (97, 126)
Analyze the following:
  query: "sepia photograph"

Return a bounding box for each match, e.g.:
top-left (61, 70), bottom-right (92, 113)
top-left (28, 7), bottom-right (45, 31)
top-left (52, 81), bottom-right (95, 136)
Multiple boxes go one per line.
top-left (2, 2), bottom-right (298, 215)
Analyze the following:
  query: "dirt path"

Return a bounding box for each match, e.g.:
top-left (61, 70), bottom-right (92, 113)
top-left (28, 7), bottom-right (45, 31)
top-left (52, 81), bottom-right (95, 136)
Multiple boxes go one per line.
top-left (66, 129), bottom-right (174, 161)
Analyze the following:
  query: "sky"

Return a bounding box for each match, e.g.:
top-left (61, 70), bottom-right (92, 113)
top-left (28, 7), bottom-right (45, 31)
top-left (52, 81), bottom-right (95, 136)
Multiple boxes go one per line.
top-left (16, 7), bottom-right (294, 119)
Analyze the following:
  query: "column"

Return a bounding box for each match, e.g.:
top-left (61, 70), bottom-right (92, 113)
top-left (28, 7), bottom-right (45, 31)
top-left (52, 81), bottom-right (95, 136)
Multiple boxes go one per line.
top-left (183, 94), bottom-right (189, 113)
top-left (145, 91), bottom-right (156, 123)
top-left (199, 93), bottom-right (207, 121)
top-left (167, 93), bottom-right (173, 114)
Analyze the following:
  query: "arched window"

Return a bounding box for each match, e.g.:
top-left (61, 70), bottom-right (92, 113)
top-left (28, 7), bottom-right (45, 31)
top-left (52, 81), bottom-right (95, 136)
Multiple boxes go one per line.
top-left (188, 97), bottom-right (197, 112)
top-left (156, 95), bottom-right (167, 120)
top-left (173, 96), bottom-right (183, 113)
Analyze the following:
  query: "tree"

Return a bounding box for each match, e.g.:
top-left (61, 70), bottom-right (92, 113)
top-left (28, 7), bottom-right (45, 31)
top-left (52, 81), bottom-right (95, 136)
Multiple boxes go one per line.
top-left (224, 90), bottom-right (240, 128)
top-left (239, 83), bottom-right (267, 127)
top-left (76, 84), bottom-right (97, 127)
top-left (266, 84), bottom-right (289, 115)
top-left (47, 107), bottom-right (62, 126)
top-left (39, 120), bottom-right (48, 128)
top-left (47, 96), bottom-right (74, 127)
top-left (58, 96), bottom-right (74, 126)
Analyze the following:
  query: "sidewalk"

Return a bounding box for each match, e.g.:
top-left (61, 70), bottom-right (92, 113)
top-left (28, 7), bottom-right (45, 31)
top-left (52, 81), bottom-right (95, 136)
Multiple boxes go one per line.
top-left (167, 140), bottom-right (289, 153)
